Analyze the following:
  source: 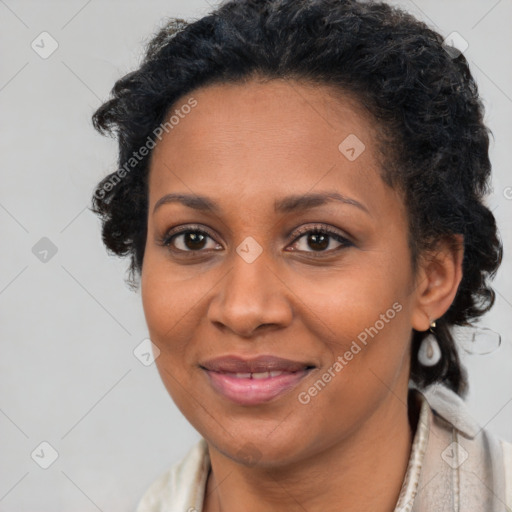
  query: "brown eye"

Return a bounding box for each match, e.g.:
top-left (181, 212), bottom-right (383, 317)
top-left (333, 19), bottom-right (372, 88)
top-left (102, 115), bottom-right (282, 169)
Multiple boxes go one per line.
top-left (162, 227), bottom-right (222, 253)
top-left (288, 226), bottom-right (353, 254)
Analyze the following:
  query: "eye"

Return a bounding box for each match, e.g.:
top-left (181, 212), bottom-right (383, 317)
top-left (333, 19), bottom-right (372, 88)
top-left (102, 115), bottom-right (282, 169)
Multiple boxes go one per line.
top-left (160, 225), bottom-right (222, 253)
top-left (287, 225), bottom-right (353, 254)
top-left (158, 223), bottom-right (353, 256)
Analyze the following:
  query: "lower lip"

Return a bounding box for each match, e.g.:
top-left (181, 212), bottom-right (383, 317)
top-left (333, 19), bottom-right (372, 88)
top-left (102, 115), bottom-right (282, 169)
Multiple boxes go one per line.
top-left (203, 369), bottom-right (312, 406)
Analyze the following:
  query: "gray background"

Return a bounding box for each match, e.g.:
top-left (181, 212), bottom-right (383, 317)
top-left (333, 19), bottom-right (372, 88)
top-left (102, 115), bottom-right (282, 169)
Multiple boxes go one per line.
top-left (0, 0), bottom-right (511, 510)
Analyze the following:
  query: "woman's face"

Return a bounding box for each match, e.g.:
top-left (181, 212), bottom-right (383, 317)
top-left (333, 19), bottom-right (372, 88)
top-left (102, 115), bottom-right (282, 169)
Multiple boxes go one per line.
top-left (141, 78), bottom-right (426, 466)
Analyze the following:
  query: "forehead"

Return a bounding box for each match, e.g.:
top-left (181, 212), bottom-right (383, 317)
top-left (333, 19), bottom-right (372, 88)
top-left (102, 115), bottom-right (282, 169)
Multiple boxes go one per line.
top-left (147, 78), bottom-right (396, 217)
top-left (153, 78), bottom-right (375, 151)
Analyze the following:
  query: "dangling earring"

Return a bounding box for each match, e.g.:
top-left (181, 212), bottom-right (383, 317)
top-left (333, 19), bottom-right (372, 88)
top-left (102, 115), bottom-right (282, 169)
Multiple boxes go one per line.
top-left (418, 320), bottom-right (442, 366)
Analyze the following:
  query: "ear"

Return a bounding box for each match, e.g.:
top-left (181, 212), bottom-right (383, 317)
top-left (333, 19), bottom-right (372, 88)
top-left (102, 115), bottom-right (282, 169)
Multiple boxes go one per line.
top-left (411, 234), bottom-right (464, 331)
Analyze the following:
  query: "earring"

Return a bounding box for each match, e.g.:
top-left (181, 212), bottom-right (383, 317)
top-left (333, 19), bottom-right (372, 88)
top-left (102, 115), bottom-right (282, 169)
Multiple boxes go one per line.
top-left (418, 320), bottom-right (442, 366)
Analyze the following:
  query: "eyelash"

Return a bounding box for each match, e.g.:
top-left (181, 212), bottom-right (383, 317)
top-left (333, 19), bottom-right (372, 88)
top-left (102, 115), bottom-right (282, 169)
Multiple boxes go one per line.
top-left (158, 223), bottom-right (353, 257)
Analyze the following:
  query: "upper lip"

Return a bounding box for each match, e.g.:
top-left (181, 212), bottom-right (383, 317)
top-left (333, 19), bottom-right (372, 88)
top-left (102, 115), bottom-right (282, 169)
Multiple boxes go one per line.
top-left (200, 355), bottom-right (315, 373)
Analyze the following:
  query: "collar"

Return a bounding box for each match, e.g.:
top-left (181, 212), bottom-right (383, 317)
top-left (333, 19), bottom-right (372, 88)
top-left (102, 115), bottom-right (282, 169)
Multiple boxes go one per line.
top-left (393, 388), bottom-right (432, 511)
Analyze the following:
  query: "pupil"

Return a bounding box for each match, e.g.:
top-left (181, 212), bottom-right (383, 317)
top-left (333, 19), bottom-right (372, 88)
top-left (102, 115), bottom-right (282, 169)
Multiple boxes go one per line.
top-left (185, 232), bottom-right (206, 250)
top-left (309, 233), bottom-right (328, 250)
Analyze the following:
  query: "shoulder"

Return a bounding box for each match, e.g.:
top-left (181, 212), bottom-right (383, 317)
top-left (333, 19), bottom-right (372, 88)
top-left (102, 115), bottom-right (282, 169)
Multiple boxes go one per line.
top-left (420, 385), bottom-right (512, 510)
top-left (135, 438), bottom-right (210, 512)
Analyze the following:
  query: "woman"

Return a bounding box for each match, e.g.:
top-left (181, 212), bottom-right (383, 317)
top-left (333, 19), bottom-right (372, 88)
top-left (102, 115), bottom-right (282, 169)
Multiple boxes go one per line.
top-left (91, 0), bottom-right (511, 510)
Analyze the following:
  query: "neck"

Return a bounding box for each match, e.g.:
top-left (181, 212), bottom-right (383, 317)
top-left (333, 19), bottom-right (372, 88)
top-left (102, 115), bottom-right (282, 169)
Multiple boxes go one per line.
top-left (204, 388), bottom-right (417, 512)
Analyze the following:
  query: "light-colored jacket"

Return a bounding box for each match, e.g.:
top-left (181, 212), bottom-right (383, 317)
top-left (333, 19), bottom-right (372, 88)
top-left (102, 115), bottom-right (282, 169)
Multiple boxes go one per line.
top-left (135, 385), bottom-right (512, 511)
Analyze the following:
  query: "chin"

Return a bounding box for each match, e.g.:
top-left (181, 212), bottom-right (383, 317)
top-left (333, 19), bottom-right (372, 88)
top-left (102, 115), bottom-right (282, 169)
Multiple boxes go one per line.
top-left (202, 417), bottom-right (322, 469)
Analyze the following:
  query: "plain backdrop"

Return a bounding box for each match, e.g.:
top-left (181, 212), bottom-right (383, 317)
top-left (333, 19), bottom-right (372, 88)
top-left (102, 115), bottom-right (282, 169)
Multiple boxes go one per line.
top-left (1, 0), bottom-right (511, 510)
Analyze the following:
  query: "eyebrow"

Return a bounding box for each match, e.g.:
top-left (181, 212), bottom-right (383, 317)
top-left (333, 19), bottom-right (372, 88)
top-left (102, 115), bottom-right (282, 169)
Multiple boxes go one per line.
top-left (153, 191), bottom-right (370, 215)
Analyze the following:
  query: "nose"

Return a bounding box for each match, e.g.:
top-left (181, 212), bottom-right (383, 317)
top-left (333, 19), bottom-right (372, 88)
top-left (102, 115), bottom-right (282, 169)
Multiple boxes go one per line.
top-left (207, 248), bottom-right (293, 338)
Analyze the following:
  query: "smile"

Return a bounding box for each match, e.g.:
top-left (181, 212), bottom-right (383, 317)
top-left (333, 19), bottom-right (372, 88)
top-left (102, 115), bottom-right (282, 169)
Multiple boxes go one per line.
top-left (199, 355), bottom-right (315, 406)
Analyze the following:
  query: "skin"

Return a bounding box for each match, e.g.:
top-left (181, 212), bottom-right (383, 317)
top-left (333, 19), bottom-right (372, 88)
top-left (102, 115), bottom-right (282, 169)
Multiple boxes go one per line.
top-left (141, 78), bottom-right (463, 512)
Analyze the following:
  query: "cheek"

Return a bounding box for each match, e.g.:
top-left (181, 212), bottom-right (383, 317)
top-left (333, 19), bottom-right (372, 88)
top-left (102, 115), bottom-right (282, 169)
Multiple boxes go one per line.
top-left (141, 237), bottom-right (194, 323)
top-left (295, 255), bottom-right (412, 387)
top-left (300, 258), bottom-right (406, 336)
top-left (294, 271), bottom-right (411, 436)
top-left (141, 261), bottom-right (203, 412)
top-left (140, 252), bottom-right (196, 355)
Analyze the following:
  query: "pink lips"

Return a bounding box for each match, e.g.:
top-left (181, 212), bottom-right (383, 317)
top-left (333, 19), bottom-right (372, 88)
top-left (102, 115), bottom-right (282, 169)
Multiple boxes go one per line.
top-left (200, 355), bottom-right (314, 406)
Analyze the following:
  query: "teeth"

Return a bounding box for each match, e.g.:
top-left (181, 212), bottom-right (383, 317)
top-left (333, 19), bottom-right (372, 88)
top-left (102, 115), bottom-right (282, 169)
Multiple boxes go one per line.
top-left (251, 371), bottom-right (270, 379)
top-left (228, 371), bottom-right (287, 379)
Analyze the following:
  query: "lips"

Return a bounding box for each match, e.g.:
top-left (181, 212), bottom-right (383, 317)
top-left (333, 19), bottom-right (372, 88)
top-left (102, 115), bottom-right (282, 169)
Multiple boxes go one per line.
top-left (200, 355), bottom-right (315, 405)
top-left (200, 355), bottom-right (313, 373)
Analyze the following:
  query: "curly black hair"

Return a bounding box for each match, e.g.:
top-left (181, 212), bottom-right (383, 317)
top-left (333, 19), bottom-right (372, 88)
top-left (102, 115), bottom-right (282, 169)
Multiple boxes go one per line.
top-left (91, 0), bottom-right (503, 397)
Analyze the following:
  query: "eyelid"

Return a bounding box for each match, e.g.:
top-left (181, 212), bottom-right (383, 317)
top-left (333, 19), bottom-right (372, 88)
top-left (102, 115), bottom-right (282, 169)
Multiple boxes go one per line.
top-left (289, 223), bottom-right (353, 245)
top-left (163, 223), bottom-right (216, 240)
